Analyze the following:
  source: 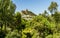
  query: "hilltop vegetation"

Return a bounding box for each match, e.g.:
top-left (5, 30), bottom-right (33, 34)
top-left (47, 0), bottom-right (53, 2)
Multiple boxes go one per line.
top-left (0, 0), bottom-right (60, 38)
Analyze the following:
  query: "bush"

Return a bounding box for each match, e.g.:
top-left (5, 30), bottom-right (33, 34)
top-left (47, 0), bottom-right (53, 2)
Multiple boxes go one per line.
top-left (5, 30), bottom-right (21, 38)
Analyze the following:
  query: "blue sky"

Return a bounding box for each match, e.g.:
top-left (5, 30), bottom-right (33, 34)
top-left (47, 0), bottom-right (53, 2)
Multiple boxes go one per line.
top-left (12, 0), bottom-right (60, 14)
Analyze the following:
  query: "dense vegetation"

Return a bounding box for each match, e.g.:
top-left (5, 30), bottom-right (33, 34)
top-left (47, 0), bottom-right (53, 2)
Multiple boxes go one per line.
top-left (0, 0), bottom-right (60, 38)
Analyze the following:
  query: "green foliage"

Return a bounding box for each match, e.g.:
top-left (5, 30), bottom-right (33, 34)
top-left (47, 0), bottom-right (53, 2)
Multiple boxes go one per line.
top-left (5, 30), bottom-right (21, 38)
top-left (54, 12), bottom-right (60, 23)
top-left (0, 0), bottom-right (60, 38)
top-left (48, 2), bottom-right (58, 14)
top-left (46, 33), bottom-right (60, 38)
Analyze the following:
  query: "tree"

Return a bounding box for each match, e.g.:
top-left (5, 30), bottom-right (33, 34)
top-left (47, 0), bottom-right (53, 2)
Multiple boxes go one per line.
top-left (14, 12), bottom-right (21, 32)
top-left (48, 2), bottom-right (58, 15)
top-left (42, 10), bottom-right (48, 17)
top-left (0, 0), bottom-right (16, 31)
top-left (53, 12), bottom-right (60, 23)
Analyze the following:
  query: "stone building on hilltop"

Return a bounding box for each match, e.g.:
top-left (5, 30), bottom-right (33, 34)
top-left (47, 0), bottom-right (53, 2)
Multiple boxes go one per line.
top-left (21, 9), bottom-right (36, 20)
